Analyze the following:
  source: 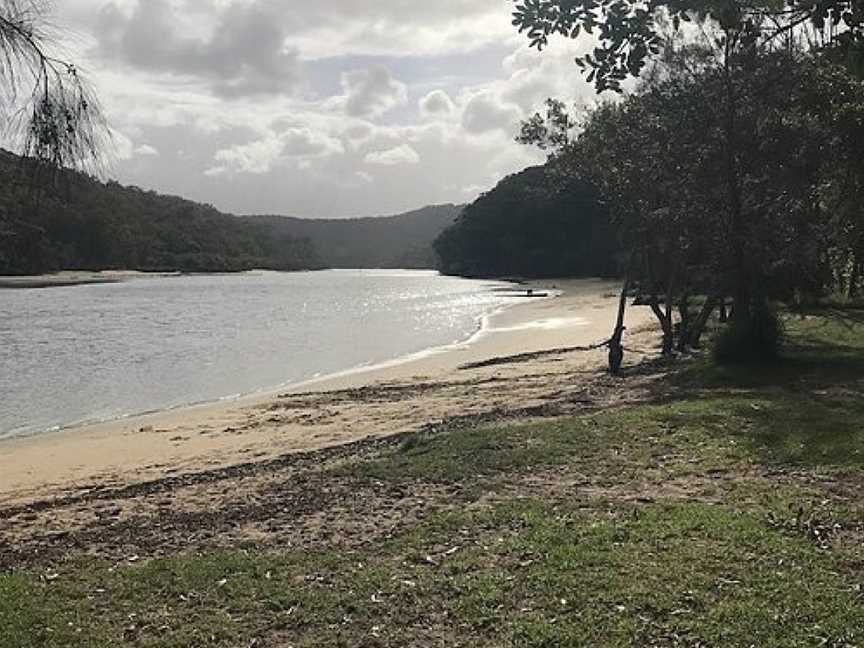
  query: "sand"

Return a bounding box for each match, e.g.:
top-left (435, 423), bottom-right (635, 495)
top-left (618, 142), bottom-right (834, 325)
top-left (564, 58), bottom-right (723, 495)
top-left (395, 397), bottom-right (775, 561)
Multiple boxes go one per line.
top-left (0, 270), bottom-right (175, 289)
top-left (0, 278), bottom-right (658, 506)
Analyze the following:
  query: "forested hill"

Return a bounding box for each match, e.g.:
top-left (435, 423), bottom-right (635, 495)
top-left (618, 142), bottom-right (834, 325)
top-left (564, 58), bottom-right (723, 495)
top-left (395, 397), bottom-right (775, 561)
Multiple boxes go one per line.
top-left (434, 165), bottom-right (618, 279)
top-left (250, 205), bottom-right (461, 269)
top-left (0, 150), bottom-right (460, 275)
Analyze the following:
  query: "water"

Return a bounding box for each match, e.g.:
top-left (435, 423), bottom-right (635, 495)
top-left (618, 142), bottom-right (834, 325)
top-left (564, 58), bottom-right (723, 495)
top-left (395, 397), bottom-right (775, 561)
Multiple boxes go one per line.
top-left (0, 270), bottom-right (517, 439)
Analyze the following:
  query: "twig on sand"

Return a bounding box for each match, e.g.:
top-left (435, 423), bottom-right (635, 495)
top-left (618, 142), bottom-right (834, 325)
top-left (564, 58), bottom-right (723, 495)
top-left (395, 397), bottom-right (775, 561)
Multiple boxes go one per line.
top-left (459, 340), bottom-right (611, 370)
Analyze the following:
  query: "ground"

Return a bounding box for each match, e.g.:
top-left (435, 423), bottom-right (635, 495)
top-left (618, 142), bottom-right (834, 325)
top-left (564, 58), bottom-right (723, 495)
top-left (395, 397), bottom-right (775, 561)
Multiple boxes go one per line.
top-left (2, 308), bottom-right (864, 647)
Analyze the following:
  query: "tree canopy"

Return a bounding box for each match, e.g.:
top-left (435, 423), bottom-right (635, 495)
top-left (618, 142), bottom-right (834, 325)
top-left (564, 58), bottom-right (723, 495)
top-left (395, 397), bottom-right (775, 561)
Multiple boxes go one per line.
top-left (512, 0), bottom-right (864, 91)
top-left (0, 149), bottom-right (461, 275)
top-left (434, 165), bottom-right (618, 279)
top-left (518, 40), bottom-right (864, 362)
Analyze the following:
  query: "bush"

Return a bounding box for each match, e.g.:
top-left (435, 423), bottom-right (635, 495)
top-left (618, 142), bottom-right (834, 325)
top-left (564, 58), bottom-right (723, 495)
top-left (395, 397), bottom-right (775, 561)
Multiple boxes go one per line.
top-left (712, 307), bottom-right (785, 364)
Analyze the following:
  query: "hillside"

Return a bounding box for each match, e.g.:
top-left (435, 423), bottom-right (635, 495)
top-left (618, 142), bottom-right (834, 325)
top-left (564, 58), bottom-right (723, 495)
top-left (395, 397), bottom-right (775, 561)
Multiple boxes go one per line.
top-left (251, 204), bottom-right (461, 269)
top-left (0, 150), bottom-right (460, 275)
top-left (434, 165), bottom-right (619, 279)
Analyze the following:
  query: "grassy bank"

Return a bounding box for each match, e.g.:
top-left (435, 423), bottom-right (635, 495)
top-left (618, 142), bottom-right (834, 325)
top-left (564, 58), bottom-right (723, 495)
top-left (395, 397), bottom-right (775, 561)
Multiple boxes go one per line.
top-left (3, 309), bottom-right (864, 647)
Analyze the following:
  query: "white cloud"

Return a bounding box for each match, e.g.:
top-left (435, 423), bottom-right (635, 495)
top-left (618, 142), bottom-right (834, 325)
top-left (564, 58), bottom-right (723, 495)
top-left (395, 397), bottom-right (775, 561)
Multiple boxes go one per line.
top-left (280, 128), bottom-right (344, 158)
top-left (337, 66), bottom-right (408, 119)
top-left (461, 92), bottom-right (521, 134)
top-left (364, 144), bottom-right (421, 166)
top-left (44, 1), bottom-right (610, 217)
top-left (207, 137), bottom-right (284, 175)
top-left (133, 144), bottom-right (159, 156)
top-left (206, 127), bottom-right (344, 175)
top-left (419, 90), bottom-right (455, 119)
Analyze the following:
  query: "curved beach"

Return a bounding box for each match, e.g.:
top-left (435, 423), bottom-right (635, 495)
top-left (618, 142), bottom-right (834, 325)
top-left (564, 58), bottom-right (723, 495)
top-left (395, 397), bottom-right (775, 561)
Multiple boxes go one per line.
top-left (0, 279), bottom-right (656, 505)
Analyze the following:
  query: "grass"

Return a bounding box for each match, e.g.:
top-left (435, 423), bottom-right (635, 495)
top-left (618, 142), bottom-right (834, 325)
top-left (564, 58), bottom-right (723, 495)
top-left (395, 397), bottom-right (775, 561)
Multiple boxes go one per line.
top-left (3, 309), bottom-right (864, 647)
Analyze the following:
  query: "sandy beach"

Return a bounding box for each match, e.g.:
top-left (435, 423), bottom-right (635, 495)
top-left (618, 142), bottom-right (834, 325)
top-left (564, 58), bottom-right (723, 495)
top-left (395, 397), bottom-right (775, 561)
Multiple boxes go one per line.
top-left (0, 279), bottom-right (658, 506)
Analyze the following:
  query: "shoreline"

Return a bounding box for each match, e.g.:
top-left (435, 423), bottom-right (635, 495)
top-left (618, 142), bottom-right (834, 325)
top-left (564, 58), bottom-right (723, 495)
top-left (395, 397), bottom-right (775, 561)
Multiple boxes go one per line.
top-left (0, 278), bottom-right (657, 506)
top-left (0, 279), bottom-right (534, 443)
top-left (0, 270), bottom-right (179, 290)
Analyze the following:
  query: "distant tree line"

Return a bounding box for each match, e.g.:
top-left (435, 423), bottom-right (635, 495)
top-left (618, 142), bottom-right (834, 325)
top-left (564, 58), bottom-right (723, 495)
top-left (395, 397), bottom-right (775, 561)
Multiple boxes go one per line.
top-left (434, 166), bottom-right (618, 278)
top-left (0, 151), bottom-right (323, 274)
top-left (251, 204), bottom-right (461, 270)
top-left (0, 150), bottom-right (462, 275)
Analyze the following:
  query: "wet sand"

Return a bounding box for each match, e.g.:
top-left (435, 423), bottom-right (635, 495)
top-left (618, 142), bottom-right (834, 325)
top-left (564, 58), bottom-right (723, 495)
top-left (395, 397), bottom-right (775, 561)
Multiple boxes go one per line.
top-left (0, 270), bottom-right (173, 289)
top-left (0, 278), bottom-right (658, 505)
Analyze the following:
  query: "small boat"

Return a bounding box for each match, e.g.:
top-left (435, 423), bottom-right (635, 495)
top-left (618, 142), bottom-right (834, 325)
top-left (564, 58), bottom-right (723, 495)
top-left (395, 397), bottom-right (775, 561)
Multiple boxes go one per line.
top-left (519, 289), bottom-right (549, 298)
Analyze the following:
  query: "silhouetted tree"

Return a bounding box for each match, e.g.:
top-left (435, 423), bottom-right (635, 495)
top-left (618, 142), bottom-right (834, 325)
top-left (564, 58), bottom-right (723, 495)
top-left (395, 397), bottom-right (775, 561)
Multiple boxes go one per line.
top-left (511, 0), bottom-right (864, 92)
top-left (1, 0), bottom-right (106, 170)
top-left (433, 165), bottom-right (617, 279)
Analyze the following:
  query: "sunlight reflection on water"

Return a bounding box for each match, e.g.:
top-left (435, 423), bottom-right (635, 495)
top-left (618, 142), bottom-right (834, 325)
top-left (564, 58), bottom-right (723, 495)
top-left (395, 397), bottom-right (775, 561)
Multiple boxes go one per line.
top-left (0, 270), bottom-right (515, 438)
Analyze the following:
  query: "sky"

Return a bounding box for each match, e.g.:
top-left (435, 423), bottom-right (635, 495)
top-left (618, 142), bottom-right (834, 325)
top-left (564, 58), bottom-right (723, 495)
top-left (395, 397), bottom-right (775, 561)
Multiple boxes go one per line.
top-left (46, 0), bottom-right (602, 218)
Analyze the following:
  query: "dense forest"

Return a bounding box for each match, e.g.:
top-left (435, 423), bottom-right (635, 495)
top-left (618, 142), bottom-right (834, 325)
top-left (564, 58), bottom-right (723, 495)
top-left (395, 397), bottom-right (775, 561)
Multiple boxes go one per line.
top-left (251, 204), bottom-right (461, 269)
top-left (0, 150), bottom-right (460, 275)
top-left (433, 165), bottom-right (617, 278)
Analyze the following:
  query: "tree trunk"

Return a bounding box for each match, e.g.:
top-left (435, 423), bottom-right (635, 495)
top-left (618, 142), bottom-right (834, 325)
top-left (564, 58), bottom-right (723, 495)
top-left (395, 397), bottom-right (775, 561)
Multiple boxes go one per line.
top-left (649, 295), bottom-right (674, 356)
top-left (608, 276), bottom-right (630, 374)
top-left (721, 32), bottom-right (751, 328)
top-left (848, 252), bottom-right (860, 300)
top-left (676, 294), bottom-right (691, 352)
top-left (687, 296), bottom-right (720, 349)
top-left (719, 299), bottom-right (728, 323)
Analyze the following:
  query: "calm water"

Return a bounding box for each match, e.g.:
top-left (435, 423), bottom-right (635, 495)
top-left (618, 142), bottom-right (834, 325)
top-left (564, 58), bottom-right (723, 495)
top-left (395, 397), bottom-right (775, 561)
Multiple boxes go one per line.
top-left (0, 270), bottom-right (516, 439)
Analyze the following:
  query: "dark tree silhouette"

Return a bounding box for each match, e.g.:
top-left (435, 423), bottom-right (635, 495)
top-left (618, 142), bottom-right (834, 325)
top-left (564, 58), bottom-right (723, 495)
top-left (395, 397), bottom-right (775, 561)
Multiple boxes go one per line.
top-left (1, 0), bottom-right (106, 171)
top-left (511, 0), bottom-right (864, 92)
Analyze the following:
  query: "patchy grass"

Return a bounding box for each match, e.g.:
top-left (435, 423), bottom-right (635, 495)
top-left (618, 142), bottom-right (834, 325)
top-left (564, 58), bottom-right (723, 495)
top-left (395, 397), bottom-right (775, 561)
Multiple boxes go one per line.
top-left (3, 500), bottom-right (863, 647)
top-left (3, 309), bottom-right (864, 647)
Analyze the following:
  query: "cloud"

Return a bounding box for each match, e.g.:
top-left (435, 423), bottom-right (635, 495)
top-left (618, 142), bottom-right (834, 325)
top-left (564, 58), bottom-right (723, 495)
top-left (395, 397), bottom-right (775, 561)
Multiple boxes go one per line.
top-left (49, 1), bottom-right (606, 218)
top-left (339, 66), bottom-right (408, 119)
top-left (364, 144), bottom-right (421, 166)
top-left (206, 137), bottom-right (284, 175)
top-left (280, 128), bottom-right (344, 157)
top-left (461, 92), bottom-right (521, 134)
top-left (206, 127), bottom-right (343, 175)
top-left (133, 144), bottom-right (159, 156)
top-left (419, 90), bottom-right (455, 118)
top-left (95, 0), bottom-right (302, 97)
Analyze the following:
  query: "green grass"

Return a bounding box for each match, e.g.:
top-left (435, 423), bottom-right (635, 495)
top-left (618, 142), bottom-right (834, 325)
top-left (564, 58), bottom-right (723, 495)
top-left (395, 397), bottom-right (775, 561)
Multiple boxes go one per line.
top-left (3, 501), bottom-right (863, 647)
top-left (4, 309), bottom-right (864, 647)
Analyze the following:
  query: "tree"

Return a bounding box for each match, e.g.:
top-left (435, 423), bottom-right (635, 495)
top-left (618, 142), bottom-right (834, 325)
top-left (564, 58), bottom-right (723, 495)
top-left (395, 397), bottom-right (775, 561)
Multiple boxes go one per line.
top-left (434, 165), bottom-right (617, 279)
top-left (1, 0), bottom-right (105, 170)
top-left (511, 0), bottom-right (864, 92)
top-left (514, 0), bottom-right (864, 363)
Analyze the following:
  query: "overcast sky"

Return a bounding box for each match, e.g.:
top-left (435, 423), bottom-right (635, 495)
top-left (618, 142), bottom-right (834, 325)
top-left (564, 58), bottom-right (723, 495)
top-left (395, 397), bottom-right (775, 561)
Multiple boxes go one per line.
top-left (48, 0), bottom-right (600, 218)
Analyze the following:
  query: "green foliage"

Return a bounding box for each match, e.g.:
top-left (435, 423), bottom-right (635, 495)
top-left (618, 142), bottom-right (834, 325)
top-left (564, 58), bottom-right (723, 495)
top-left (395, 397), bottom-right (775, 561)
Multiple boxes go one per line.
top-left (0, 150), bottom-right (461, 275)
top-left (0, 151), bottom-right (324, 274)
top-left (712, 307), bottom-right (785, 364)
top-left (433, 165), bottom-right (617, 278)
top-left (511, 0), bottom-right (864, 93)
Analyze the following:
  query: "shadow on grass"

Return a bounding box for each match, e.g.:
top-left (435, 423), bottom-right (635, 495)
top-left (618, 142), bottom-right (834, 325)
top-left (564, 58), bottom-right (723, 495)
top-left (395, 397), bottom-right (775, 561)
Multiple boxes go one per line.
top-left (663, 308), bottom-right (864, 469)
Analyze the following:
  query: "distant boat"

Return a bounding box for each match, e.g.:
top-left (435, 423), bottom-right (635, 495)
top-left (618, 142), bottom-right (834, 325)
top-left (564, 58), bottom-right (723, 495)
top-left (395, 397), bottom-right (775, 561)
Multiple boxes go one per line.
top-left (519, 289), bottom-right (549, 298)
